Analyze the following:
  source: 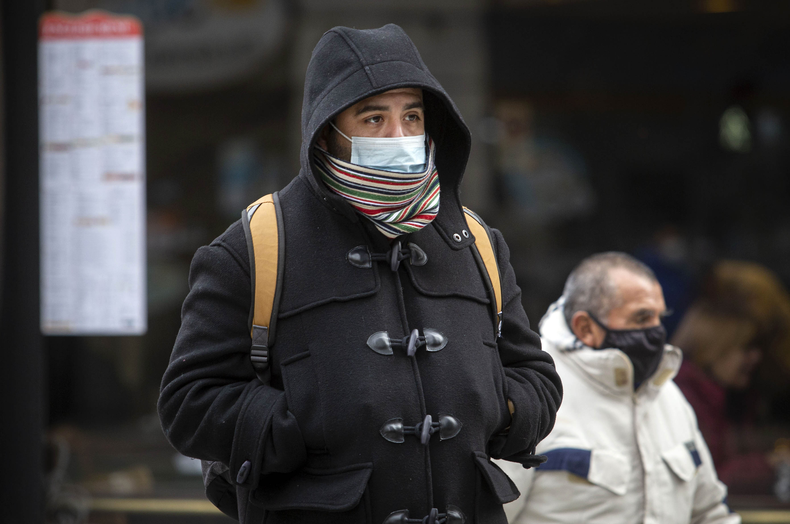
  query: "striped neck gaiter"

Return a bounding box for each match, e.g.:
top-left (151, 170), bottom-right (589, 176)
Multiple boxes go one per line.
top-left (314, 138), bottom-right (440, 239)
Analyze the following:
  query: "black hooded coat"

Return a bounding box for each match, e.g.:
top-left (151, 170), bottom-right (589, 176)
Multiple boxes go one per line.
top-left (158, 24), bottom-right (562, 524)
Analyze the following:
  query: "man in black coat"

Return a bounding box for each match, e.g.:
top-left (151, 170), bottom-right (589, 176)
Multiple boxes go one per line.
top-left (158, 24), bottom-right (562, 524)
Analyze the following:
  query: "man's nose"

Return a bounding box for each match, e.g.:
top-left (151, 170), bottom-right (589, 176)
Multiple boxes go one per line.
top-left (383, 120), bottom-right (407, 137)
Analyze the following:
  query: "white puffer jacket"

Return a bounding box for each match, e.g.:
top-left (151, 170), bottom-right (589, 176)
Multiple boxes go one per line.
top-left (498, 299), bottom-right (740, 524)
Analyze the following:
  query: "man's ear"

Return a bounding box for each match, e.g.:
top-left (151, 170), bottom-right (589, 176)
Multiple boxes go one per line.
top-left (316, 124), bottom-right (330, 150)
top-left (571, 311), bottom-right (601, 348)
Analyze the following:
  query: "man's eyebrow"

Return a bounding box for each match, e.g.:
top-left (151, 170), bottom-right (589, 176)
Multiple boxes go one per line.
top-left (630, 308), bottom-right (656, 320)
top-left (355, 104), bottom-right (389, 116)
top-left (354, 100), bottom-right (424, 116)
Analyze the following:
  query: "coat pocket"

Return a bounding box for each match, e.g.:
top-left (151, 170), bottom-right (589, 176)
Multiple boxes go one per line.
top-left (538, 447), bottom-right (629, 496)
top-left (252, 463), bottom-right (373, 523)
top-left (473, 451), bottom-right (521, 504)
top-left (280, 350), bottom-right (327, 451)
top-left (662, 441), bottom-right (701, 482)
top-left (588, 449), bottom-right (630, 495)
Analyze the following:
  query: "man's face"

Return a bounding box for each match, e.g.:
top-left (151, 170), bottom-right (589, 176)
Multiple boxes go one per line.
top-left (572, 267), bottom-right (667, 349)
top-left (317, 87), bottom-right (425, 161)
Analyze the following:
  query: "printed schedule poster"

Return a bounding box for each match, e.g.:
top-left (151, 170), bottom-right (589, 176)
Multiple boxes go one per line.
top-left (39, 11), bottom-right (146, 335)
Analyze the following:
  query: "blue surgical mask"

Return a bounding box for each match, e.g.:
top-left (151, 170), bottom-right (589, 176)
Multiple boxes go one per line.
top-left (330, 121), bottom-right (427, 173)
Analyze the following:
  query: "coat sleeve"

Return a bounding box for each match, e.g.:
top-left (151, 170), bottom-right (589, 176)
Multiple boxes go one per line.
top-left (487, 228), bottom-right (563, 462)
top-left (688, 405), bottom-right (742, 524)
top-left (157, 226), bottom-right (307, 491)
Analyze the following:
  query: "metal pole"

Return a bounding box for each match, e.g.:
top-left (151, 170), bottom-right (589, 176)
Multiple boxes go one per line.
top-left (1, 0), bottom-right (46, 521)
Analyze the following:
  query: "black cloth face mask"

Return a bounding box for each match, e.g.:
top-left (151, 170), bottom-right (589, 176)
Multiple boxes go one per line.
top-left (587, 313), bottom-right (667, 390)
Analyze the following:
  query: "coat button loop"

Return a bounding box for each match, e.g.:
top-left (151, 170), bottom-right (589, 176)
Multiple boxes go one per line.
top-left (382, 510), bottom-right (409, 524)
top-left (446, 505), bottom-right (466, 523)
top-left (407, 242), bottom-right (428, 266)
top-left (367, 331), bottom-right (393, 355)
top-left (347, 245), bottom-right (372, 268)
top-left (453, 233), bottom-right (462, 242)
top-left (423, 328), bottom-right (448, 352)
top-left (438, 414), bottom-right (462, 440)
top-left (380, 418), bottom-right (405, 443)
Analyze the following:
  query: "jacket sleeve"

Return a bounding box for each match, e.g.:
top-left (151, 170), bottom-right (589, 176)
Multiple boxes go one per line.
top-left (157, 227), bottom-right (307, 491)
top-left (487, 228), bottom-right (563, 462)
top-left (690, 421), bottom-right (742, 524)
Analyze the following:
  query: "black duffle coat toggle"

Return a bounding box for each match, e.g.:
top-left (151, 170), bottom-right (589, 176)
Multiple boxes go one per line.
top-left (347, 240), bottom-right (428, 271)
top-left (383, 505), bottom-right (466, 524)
top-left (379, 414), bottom-right (462, 445)
top-left (366, 328), bottom-right (448, 356)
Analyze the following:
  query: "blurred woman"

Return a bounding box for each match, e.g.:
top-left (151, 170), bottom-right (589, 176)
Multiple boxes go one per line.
top-left (673, 261), bottom-right (790, 494)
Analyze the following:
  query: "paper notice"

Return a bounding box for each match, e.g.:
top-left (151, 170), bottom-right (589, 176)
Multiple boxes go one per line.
top-left (39, 11), bottom-right (146, 335)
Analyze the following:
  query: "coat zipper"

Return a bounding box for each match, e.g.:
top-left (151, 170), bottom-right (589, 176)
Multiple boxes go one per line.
top-left (633, 395), bottom-right (649, 523)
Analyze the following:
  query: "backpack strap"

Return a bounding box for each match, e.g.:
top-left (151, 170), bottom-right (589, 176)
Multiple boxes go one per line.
top-left (240, 192), bottom-right (285, 383)
top-left (463, 208), bottom-right (503, 339)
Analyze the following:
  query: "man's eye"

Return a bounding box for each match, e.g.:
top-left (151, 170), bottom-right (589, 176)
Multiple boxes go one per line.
top-left (366, 116), bottom-right (383, 124)
top-left (405, 113), bottom-right (421, 122)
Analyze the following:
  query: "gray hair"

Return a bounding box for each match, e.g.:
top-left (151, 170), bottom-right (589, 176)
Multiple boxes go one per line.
top-left (562, 252), bottom-right (658, 327)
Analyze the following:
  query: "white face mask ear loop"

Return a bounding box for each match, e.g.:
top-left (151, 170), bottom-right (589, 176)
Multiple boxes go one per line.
top-left (329, 121), bottom-right (352, 143)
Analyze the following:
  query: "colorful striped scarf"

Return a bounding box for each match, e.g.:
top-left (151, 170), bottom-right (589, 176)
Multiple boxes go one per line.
top-left (314, 138), bottom-right (440, 239)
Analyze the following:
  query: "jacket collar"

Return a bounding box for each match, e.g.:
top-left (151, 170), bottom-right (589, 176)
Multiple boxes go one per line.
top-left (539, 298), bottom-right (682, 399)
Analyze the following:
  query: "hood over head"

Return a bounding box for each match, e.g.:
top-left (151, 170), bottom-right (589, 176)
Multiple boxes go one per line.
top-left (299, 24), bottom-right (474, 248)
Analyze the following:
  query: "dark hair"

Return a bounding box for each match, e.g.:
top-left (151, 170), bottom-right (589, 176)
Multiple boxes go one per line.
top-left (563, 252), bottom-right (658, 327)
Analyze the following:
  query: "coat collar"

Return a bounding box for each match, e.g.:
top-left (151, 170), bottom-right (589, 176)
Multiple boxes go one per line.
top-left (540, 298), bottom-right (682, 399)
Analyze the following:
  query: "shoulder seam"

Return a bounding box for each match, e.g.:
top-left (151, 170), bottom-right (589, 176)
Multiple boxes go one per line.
top-left (214, 238), bottom-right (250, 278)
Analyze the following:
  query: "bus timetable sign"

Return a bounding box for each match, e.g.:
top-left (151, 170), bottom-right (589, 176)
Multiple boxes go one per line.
top-left (39, 11), bottom-right (146, 335)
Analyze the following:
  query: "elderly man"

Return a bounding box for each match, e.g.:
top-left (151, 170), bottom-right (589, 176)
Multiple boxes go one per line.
top-left (500, 252), bottom-right (739, 524)
top-left (158, 24), bottom-right (562, 524)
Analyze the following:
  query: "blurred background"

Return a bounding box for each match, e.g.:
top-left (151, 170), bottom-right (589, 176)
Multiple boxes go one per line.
top-left (2, 0), bottom-right (790, 522)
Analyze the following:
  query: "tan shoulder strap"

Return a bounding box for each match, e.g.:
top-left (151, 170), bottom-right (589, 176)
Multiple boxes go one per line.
top-left (464, 208), bottom-right (503, 338)
top-left (241, 192), bottom-right (284, 383)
